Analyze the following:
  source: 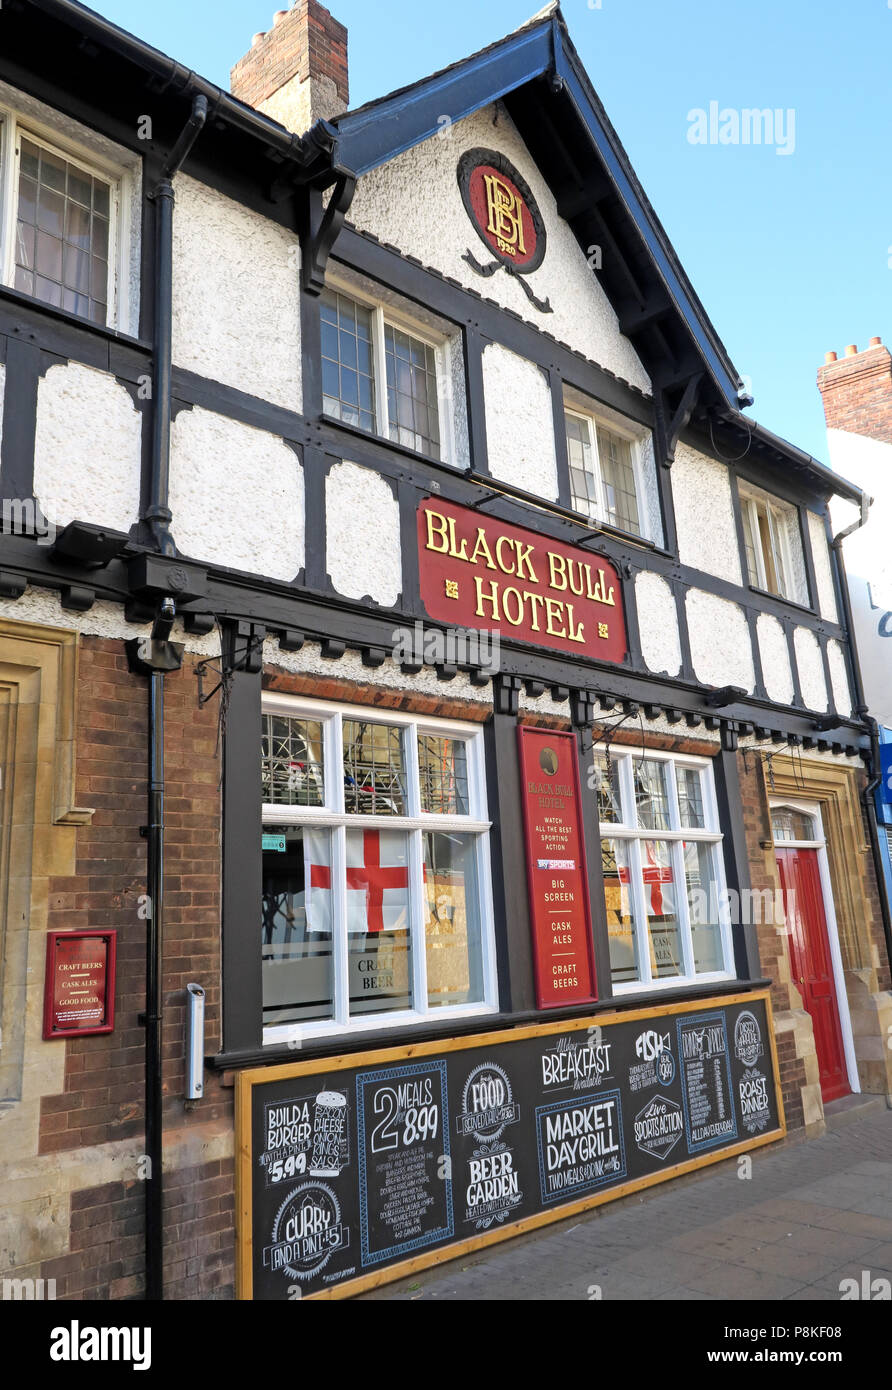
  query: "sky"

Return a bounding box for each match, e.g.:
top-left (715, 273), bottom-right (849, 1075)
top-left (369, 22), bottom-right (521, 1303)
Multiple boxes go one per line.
top-left (85, 0), bottom-right (891, 470)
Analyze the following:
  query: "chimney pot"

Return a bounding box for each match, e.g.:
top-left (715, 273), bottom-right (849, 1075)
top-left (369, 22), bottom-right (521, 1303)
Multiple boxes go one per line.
top-left (845, 344), bottom-right (858, 356)
top-left (273, 9), bottom-right (289, 24)
top-left (251, 32), bottom-right (266, 47)
top-left (818, 333), bottom-right (892, 445)
top-left (825, 351), bottom-right (838, 364)
top-left (869, 335), bottom-right (882, 347)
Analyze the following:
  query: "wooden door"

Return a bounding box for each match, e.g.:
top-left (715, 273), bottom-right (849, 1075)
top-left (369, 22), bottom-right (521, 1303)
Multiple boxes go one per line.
top-left (775, 846), bottom-right (848, 1102)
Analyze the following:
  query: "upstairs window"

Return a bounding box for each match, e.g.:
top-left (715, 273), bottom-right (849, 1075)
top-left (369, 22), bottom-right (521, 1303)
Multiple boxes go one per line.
top-left (321, 287), bottom-right (443, 460)
top-left (739, 481), bottom-right (808, 605)
top-left (0, 116), bottom-right (120, 326)
top-left (565, 406), bottom-right (642, 536)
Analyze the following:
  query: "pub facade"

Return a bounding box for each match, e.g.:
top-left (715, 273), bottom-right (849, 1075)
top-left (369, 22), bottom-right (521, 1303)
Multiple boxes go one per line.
top-left (0, 0), bottom-right (889, 1300)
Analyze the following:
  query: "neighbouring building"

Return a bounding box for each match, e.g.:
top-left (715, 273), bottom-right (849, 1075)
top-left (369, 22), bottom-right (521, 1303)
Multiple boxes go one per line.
top-left (818, 339), bottom-right (892, 949)
top-left (0, 0), bottom-right (889, 1302)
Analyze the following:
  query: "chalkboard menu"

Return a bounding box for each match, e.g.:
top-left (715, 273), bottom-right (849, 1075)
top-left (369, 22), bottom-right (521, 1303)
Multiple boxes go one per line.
top-left (237, 990), bottom-right (784, 1300)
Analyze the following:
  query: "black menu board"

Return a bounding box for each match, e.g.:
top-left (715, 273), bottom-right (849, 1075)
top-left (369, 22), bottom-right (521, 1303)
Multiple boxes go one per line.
top-left (237, 990), bottom-right (784, 1300)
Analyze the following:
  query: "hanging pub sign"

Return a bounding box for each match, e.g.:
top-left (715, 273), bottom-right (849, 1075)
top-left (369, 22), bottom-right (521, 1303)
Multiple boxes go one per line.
top-left (456, 147), bottom-right (551, 311)
top-left (417, 498), bottom-right (627, 664)
top-left (517, 725), bottom-right (597, 1008)
top-left (236, 990), bottom-right (784, 1300)
top-left (43, 930), bottom-right (116, 1039)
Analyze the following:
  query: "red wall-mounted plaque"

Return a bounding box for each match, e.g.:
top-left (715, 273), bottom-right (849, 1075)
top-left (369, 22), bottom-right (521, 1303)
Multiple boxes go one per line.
top-left (43, 930), bottom-right (116, 1039)
top-left (418, 498), bottom-right (627, 664)
top-left (517, 726), bottom-right (598, 1009)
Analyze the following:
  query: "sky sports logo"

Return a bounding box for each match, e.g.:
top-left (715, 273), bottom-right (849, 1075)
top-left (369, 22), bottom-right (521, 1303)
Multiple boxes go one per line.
top-left (49, 1322), bottom-right (151, 1371)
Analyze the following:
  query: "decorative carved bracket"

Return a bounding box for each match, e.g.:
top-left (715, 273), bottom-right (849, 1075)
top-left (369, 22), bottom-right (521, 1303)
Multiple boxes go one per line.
top-left (302, 172), bottom-right (357, 297)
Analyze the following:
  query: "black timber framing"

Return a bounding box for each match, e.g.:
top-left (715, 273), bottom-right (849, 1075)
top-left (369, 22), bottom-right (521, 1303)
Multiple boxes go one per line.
top-left (221, 629), bottom-right (264, 1055)
top-left (484, 695), bottom-right (536, 1013)
top-left (0, 337), bottom-right (42, 502)
top-left (713, 743), bottom-right (762, 981)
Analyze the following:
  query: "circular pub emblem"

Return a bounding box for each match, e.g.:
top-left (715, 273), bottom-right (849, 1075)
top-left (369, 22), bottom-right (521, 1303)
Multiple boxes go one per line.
top-left (266, 1181), bottom-right (346, 1282)
top-left (457, 149), bottom-right (550, 312)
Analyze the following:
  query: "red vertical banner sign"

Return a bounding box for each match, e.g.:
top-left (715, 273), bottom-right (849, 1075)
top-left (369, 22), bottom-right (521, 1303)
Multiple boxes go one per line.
top-left (517, 726), bottom-right (598, 1008)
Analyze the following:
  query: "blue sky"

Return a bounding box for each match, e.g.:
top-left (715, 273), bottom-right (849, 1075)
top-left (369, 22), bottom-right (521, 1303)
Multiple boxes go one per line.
top-left (88, 0), bottom-right (890, 468)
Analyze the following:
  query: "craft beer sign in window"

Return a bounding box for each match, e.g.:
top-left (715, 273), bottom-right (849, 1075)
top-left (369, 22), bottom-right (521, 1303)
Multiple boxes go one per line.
top-left (418, 499), bottom-right (627, 664)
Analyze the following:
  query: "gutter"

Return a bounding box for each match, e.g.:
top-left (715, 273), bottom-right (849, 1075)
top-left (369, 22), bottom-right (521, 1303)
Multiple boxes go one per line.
top-left (829, 502), bottom-right (892, 980)
top-left (716, 409), bottom-right (867, 507)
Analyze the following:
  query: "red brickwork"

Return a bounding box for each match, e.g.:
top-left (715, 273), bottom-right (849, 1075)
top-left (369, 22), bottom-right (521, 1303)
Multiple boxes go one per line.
top-left (817, 341), bottom-right (892, 444)
top-left (231, 1), bottom-right (348, 111)
top-left (36, 637), bottom-right (231, 1298)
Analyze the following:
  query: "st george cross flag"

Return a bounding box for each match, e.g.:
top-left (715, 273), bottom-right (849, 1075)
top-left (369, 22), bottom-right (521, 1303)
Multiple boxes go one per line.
top-left (305, 827), bottom-right (410, 935)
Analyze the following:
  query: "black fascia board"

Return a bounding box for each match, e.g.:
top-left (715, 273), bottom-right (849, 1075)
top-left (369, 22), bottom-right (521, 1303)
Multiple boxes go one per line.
top-left (333, 19), bottom-right (553, 173)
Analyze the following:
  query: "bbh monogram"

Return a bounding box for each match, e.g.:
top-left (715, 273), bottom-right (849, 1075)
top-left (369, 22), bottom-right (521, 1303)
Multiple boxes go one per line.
top-left (483, 173), bottom-right (526, 257)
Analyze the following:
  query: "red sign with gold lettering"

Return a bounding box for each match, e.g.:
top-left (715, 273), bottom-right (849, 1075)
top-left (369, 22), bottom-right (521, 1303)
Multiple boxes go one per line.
top-left (43, 930), bottom-right (116, 1039)
top-left (417, 498), bottom-right (627, 663)
top-left (518, 726), bottom-right (597, 1009)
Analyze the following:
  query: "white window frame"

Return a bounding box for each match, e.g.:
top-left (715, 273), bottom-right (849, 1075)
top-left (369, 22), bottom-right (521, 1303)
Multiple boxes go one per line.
top-left (0, 105), bottom-right (128, 330)
top-left (598, 748), bottom-right (736, 994)
top-left (564, 403), bottom-right (646, 538)
top-left (260, 694), bottom-right (498, 1046)
top-left (739, 484), bottom-right (801, 603)
top-left (323, 274), bottom-right (456, 464)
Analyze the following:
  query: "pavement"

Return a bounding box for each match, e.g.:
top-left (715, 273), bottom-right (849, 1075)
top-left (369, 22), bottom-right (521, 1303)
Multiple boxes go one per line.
top-left (360, 1098), bottom-right (892, 1301)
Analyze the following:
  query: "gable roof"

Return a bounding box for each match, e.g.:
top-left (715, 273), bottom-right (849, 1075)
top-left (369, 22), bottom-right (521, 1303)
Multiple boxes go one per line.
top-left (331, 5), bottom-right (743, 415)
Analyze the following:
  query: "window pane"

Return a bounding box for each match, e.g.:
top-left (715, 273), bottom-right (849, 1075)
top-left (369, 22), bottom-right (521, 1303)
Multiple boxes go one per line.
top-left (319, 289), bottom-right (376, 433)
top-left (592, 751), bottom-right (622, 824)
top-left (566, 413), bottom-right (599, 519)
top-left (261, 714), bottom-right (324, 806)
top-left (418, 734), bottom-right (469, 814)
top-left (423, 831), bottom-right (484, 1007)
top-left (642, 840), bottom-right (683, 978)
top-left (262, 826), bottom-right (333, 1026)
top-left (684, 841), bottom-right (724, 973)
top-left (343, 721), bottom-right (406, 815)
top-left (384, 321), bottom-right (441, 460)
top-left (633, 758), bottom-right (671, 830)
top-left (742, 503), bottom-right (761, 586)
top-left (602, 837), bottom-right (639, 984)
top-left (597, 426), bottom-right (640, 535)
top-left (347, 827), bottom-right (412, 1015)
top-left (677, 767), bottom-right (705, 829)
top-left (17, 137), bottom-right (112, 324)
top-left (771, 807), bottom-right (816, 842)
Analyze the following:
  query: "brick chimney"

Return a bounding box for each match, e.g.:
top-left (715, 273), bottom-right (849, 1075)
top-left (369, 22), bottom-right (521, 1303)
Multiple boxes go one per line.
top-left (230, 1), bottom-right (348, 135)
top-left (817, 336), bottom-right (892, 445)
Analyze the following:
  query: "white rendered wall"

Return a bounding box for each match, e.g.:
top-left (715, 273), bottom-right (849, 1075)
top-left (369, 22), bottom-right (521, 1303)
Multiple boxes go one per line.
top-left (793, 626), bottom-right (828, 712)
top-left (806, 510), bottom-right (838, 622)
top-left (672, 444), bottom-right (742, 584)
top-left (327, 461), bottom-right (401, 607)
top-left (826, 639), bottom-right (853, 718)
top-left (756, 613), bottom-right (794, 705)
top-left (686, 589), bottom-right (754, 691)
top-left (635, 571), bottom-right (681, 677)
top-left (349, 104), bottom-right (651, 393)
top-left (172, 174), bottom-right (301, 411)
top-left (169, 407), bottom-right (304, 580)
top-left (33, 363), bottom-right (142, 533)
top-left (482, 345), bottom-right (558, 499)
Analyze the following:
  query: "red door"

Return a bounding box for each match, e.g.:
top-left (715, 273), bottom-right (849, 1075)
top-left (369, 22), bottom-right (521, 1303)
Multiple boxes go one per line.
top-left (775, 847), bottom-right (849, 1102)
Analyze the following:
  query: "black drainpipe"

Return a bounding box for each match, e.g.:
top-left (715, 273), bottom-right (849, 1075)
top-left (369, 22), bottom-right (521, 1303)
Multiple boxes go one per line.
top-left (829, 504), bottom-right (892, 978)
top-left (130, 94), bottom-right (208, 1302)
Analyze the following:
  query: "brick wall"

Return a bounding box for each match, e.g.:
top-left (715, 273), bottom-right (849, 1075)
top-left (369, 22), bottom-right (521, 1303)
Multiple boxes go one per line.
top-left (36, 637), bottom-right (231, 1298)
top-left (817, 340), bottom-right (892, 444)
top-left (230, 1), bottom-right (348, 111)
